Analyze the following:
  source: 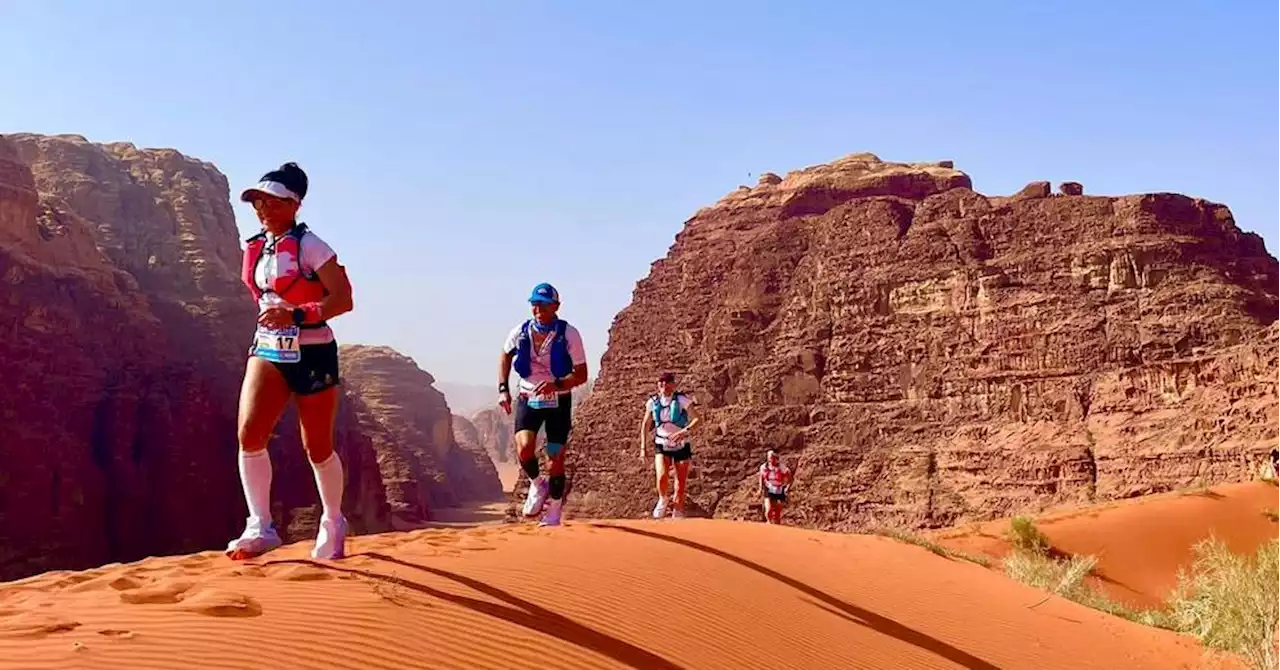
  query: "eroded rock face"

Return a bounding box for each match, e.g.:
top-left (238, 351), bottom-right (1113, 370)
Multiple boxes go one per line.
top-left (567, 152), bottom-right (1278, 529)
top-left (0, 134), bottom-right (469, 580)
top-left (471, 408), bottom-right (516, 464)
top-left (339, 345), bottom-right (503, 527)
top-left (0, 134), bottom-right (277, 579)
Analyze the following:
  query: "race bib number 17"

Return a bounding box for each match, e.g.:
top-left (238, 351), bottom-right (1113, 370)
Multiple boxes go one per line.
top-left (255, 325), bottom-right (301, 363)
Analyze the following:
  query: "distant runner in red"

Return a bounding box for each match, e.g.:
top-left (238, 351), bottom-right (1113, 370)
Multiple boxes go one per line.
top-left (226, 162), bottom-right (355, 561)
top-left (758, 450), bottom-right (794, 525)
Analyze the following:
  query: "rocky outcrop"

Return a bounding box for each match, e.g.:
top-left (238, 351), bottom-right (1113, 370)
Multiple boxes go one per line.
top-left (566, 152), bottom-right (1278, 529)
top-left (0, 134), bottom-right (452, 580)
top-left (471, 408), bottom-right (516, 464)
top-left (0, 133), bottom-right (260, 579)
top-left (340, 345), bottom-right (503, 527)
top-left (451, 415), bottom-right (506, 496)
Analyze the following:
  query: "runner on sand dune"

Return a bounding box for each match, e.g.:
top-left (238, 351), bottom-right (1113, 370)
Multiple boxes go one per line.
top-left (758, 450), bottom-right (793, 525)
top-left (497, 283), bottom-right (590, 527)
top-left (226, 162), bottom-right (355, 561)
top-left (640, 372), bottom-right (700, 519)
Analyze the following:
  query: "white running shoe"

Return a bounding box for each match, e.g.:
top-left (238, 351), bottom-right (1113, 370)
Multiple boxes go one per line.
top-left (312, 515), bottom-right (348, 560)
top-left (652, 497), bottom-right (668, 519)
top-left (539, 498), bottom-right (564, 527)
top-left (523, 476), bottom-right (549, 517)
top-left (225, 516), bottom-right (282, 560)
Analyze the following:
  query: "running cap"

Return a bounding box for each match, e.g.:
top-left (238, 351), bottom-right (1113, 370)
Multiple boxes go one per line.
top-left (529, 282), bottom-right (560, 305)
top-left (241, 162), bottom-right (308, 203)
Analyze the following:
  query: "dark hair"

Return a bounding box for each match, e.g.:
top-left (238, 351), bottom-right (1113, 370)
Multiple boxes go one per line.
top-left (262, 162), bottom-right (308, 200)
top-left (658, 372), bottom-right (676, 383)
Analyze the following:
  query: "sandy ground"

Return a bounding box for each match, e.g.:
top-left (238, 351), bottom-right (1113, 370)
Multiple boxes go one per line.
top-left (931, 480), bottom-right (1279, 609)
top-left (0, 511), bottom-right (1235, 669)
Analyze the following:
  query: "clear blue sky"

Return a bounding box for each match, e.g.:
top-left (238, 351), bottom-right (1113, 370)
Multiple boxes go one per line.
top-left (3, 1), bottom-right (1275, 388)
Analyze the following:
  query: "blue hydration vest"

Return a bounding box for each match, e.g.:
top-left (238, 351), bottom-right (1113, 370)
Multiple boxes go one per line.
top-left (650, 393), bottom-right (689, 430)
top-left (512, 318), bottom-right (575, 380)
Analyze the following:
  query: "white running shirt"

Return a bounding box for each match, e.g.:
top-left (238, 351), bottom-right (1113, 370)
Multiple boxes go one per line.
top-left (502, 321), bottom-right (587, 394)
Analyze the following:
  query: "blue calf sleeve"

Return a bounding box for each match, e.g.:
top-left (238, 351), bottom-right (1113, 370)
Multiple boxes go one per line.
top-left (545, 442), bottom-right (564, 458)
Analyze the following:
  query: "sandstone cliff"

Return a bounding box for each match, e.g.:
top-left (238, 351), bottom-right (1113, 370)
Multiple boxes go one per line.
top-left (340, 345), bottom-right (504, 528)
top-left (0, 134), bottom-right (455, 580)
top-left (567, 153), bottom-right (1278, 529)
top-left (471, 408), bottom-right (516, 464)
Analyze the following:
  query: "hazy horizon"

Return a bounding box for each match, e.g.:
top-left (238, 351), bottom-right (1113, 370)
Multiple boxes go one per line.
top-left (3, 2), bottom-right (1275, 389)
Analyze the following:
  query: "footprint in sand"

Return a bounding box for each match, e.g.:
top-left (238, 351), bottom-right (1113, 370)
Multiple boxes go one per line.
top-left (118, 579), bottom-right (194, 605)
top-left (107, 576), bottom-right (144, 591)
top-left (211, 565), bottom-right (267, 579)
top-left (456, 537), bottom-right (496, 552)
top-left (175, 589), bottom-right (263, 618)
top-left (47, 571), bottom-right (103, 592)
top-left (97, 629), bottom-right (137, 639)
top-left (178, 555), bottom-right (213, 568)
top-left (267, 564), bottom-right (334, 582)
top-left (0, 612), bottom-right (82, 639)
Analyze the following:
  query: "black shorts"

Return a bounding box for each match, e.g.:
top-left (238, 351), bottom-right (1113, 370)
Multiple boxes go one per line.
top-left (653, 443), bottom-right (693, 462)
top-left (256, 340), bottom-right (341, 396)
top-left (765, 491), bottom-right (787, 502)
top-left (514, 392), bottom-right (573, 446)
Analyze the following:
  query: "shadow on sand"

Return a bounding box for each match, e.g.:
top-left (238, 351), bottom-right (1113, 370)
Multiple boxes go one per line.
top-left (590, 522), bottom-right (1000, 670)
top-left (266, 552), bottom-right (681, 670)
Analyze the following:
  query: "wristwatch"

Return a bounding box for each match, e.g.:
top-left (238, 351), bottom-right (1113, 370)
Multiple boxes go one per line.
top-left (291, 308), bottom-right (306, 325)
top-left (554, 377), bottom-right (565, 390)
top-left (498, 382), bottom-right (509, 393)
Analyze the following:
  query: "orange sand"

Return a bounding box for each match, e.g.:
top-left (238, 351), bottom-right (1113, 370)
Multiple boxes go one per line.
top-left (932, 480), bottom-right (1279, 609)
top-left (0, 516), bottom-right (1231, 669)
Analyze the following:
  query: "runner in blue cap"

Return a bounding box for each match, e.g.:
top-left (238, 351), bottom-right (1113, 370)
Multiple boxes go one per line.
top-left (497, 282), bottom-right (589, 526)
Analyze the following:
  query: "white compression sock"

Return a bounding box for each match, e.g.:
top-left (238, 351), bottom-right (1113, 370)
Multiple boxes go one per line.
top-left (238, 449), bottom-right (273, 524)
top-left (311, 452), bottom-right (345, 521)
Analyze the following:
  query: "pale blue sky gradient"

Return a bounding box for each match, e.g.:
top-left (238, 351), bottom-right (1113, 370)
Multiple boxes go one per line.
top-left (2, 1), bottom-right (1275, 388)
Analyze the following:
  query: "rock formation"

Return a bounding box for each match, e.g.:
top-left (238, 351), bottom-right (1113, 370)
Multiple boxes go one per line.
top-left (0, 133), bottom-right (269, 579)
top-left (0, 134), bottom-right (484, 580)
top-left (566, 152), bottom-right (1278, 529)
top-left (468, 409), bottom-right (515, 464)
top-left (340, 345), bottom-right (504, 528)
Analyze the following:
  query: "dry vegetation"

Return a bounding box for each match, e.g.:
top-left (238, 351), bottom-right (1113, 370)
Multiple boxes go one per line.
top-left (1001, 517), bottom-right (1278, 670)
top-left (1166, 537), bottom-right (1278, 670)
top-left (869, 526), bottom-right (993, 568)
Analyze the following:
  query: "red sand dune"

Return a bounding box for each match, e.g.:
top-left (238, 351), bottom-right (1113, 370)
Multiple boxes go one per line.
top-left (931, 480), bottom-right (1279, 609)
top-left (0, 516), bottom-right (1233, 669)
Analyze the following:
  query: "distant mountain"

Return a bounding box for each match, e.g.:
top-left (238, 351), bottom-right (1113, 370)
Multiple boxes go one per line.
top-left (439, 377), bottom-right (596, 419)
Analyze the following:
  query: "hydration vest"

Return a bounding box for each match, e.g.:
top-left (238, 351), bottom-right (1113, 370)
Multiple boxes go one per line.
top-left (240, 223), bottom-right (328, 328)
top-left (650, 393), bottom-right (689, 430)
top-left (761, 463), bottom-right (790, 491)
top-left (512, 319), bottom-right (574, 380)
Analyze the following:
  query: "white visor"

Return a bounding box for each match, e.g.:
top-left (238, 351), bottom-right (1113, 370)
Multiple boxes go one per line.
top-left (240, 179), bottom-right (300, 202)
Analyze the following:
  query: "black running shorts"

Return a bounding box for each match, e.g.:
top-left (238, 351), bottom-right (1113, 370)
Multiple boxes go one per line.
top-left (260, 340), bottom-right (342, 396)
top-left (514, 392), bottom-right (573, 445)
top-left (653, 443), bottom-right (693, 462)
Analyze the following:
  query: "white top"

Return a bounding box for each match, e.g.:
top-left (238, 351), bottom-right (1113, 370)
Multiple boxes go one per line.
top-left (254, 229), bottom-right (337, 345)
top-left (647, 394), bottom-right (694, 447)
top-left (502, 320), bottom-right (587, 393)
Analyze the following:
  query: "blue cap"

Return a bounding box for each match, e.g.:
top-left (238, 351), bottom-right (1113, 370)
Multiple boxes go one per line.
top-left (529, 282), bottom-right (560, 304)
